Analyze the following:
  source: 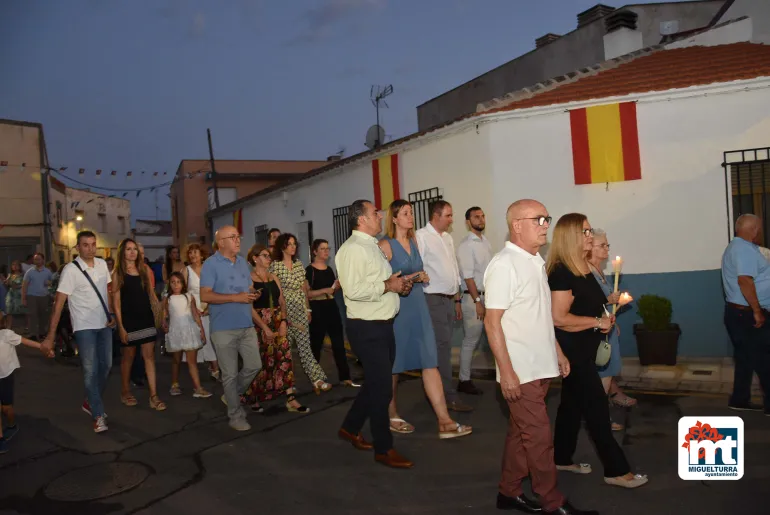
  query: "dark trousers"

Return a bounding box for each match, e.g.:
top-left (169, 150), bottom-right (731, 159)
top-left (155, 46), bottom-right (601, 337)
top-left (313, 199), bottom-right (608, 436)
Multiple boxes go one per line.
top-left (501, 379), bottom-right (565, 511)
top-left (340, 318), bottom-right (395, 454)
top-left (554, 355), bottom-right (630, 478)
top-left (724, 304), bottom-right (770, 409)
top-left (309, 300), bottom-right (351, 382)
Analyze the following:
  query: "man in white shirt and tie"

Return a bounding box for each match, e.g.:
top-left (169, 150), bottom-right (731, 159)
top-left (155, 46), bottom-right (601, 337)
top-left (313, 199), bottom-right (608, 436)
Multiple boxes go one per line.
top-left (456, 206), bottom-right (493, 396)
top-left (416, 200), bottom-right (472, 413)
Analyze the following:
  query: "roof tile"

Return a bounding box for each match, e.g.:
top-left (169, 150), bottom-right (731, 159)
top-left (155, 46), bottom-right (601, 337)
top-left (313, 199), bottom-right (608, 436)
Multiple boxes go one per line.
top-left (483, 43), bottom-right (770, 113)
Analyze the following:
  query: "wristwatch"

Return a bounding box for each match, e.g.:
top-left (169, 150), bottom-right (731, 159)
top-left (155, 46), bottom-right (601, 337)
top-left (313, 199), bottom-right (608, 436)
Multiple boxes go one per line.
top-left (474, 296), bottom-right (481, 303)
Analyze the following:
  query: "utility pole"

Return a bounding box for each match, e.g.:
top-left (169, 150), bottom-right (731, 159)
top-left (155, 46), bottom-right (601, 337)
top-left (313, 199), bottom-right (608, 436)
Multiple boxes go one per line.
top-left (207, 128), bottom-right (220, 209)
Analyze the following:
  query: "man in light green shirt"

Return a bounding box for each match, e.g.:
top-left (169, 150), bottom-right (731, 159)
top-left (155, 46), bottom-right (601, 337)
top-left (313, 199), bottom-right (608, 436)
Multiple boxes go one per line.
top-left (335, 199), bottom-right (414, 469)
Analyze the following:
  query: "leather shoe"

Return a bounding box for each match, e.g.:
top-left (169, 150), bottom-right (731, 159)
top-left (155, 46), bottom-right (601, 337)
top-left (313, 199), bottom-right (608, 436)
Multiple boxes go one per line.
top-left (447, 400), bottom-right (474, 412)
top-left (338, 428), bottom-right (373, 450)
top-left (543, 501), bottom-right (598, 515)
top-left (374, 449), bottom-right (413, 469)
top-left (458, 380), bottom-right (484, 395)
top-left (497, 492), bottom-right (541, 512)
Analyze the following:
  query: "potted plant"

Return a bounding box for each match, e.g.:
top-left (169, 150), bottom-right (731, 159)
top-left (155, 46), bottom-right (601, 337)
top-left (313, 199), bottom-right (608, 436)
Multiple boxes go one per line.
top-left (633, 294), bottom-right (681, 366)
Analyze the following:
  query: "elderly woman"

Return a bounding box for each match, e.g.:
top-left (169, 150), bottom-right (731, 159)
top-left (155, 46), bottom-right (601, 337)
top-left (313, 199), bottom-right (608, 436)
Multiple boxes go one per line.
top-left (588, 232), bottom-right (636, 418)
top-left (547, 213), bottom-right (647, 488)
top-left (587, 229), bottom-right (637, 432)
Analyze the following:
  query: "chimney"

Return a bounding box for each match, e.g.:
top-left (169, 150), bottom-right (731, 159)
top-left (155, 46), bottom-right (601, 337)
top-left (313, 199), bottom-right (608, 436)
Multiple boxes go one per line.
top-left (327, 155), bottom-right (341, 162)
top-left (603, 9), bottom-right (643, 60)
top-left (577, 4), bottom-right (615, 28)
top-left (535, 33), bottom-right (561, 48)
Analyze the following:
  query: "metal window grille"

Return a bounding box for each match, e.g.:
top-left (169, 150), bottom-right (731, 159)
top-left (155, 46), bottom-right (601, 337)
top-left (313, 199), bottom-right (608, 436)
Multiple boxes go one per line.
top-left (408, 187), bottom-right (443, 230)
top-left (333, 206), bottom-right (349, 250)
top-left (724, 147), bottom-right (770, 244)
top-left (254, 224), bottom-right (268, 246)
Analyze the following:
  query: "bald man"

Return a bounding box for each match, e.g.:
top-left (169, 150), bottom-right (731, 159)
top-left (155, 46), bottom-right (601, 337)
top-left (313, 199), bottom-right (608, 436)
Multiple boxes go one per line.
top-left (484, 200), bottom-right (596, 515)
top-left (201, 225), bottom-right (262, 431)
top-left (721, 214), bottom-right (770, 414)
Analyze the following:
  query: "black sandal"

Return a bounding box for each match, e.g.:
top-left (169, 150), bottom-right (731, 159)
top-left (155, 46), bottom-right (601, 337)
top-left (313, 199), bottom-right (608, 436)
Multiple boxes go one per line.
top-left (286, 395), bottom-right (309, 413)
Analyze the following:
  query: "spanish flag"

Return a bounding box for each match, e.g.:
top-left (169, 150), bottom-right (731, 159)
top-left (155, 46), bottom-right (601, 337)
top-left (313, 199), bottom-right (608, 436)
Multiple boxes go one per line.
top-left (569, 102), bottom-right (642, 185)
top-left (372, 154), bottom-right (401, 210)
top-left (233, 209), bottom-right (243, 235)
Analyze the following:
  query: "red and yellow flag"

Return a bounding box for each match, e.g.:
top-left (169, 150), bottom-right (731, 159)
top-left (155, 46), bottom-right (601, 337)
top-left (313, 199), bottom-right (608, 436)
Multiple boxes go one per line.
top-left (569, 102), bottom-right (642, 185)
top-left (372, 154), bottom-right (401, 210)
top-left (233, 209), bottom-right (243, 235)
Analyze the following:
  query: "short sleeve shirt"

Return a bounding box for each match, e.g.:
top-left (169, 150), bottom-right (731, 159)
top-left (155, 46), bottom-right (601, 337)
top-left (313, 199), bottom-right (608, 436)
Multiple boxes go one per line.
top-left (200, 252), bottom-right (253, 333)
top-left (23, 267), bottom-right (53, 297)
top-left (721, 237), bottom-right (770, 308)
top-left (57, 257), bottom-right (112, 332)
top-left (547, 262), bottom-right (607, 363)
top-left (483, 242), bottom-right (559, 385)
top-left (0, 329), bottom-right (22, 379)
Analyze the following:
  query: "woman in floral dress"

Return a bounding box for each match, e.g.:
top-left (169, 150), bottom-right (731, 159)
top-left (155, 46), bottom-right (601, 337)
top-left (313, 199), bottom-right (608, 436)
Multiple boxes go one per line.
top-left (4, 261), bottom-right (26, 331)
top-left (269, 234), bottom-right (332, 394)
top-left (245, 244), bottom-right (308, 413)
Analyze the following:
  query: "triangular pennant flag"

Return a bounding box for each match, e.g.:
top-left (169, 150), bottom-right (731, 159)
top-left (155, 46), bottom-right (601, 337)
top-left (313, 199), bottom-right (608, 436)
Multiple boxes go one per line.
top-left (111, 170), bottom-right (117, 177)
top-left (126, 171), bottom-right (132, 179)
top-left (150, 187), bottom-right (156, 192)
top-left (0, 161), bottom-right (7, 172)
top-left (136, 190), bottom-right (142, 198)
top-left (95, 169), bottom-right (102, 178)
top-left (20, 163), bottom-right (26, 172)
top-left (59, 166), bottom-right (67, 171)
top-left (122, 192), bottom-right (128, 197)
top-left (79, 168), bottom-right (85, 175)
top-left (153, 172), bottom-right (158, 177)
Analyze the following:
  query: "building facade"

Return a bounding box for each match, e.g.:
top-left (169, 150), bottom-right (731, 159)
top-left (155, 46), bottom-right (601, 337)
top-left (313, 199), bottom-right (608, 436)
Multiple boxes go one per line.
top-left (0, 119), bottom-right (51, 268)
top-left (170, 159), bottom-right (328, 249)
top-left (416, 1), bottom-right (726, 131)
top-left (209, 39), bottom-right (770, 361)
top-left (133, 219), bottom-right (173, 262)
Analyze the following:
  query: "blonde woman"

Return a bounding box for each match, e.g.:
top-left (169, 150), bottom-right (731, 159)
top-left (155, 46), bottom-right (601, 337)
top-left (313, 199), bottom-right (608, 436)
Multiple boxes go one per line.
top-left (546, 213), bottom-right (646, 488)
top-left (378, 200), bottom-right (471, 439)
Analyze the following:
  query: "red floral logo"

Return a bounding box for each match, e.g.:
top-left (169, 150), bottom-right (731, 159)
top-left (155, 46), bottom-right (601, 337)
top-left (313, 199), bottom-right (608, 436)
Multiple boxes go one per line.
top-left (682, 420), bottom-right (726, 459)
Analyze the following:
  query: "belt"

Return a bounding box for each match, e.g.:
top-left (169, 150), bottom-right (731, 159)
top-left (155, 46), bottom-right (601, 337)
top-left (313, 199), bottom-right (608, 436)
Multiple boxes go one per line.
top-left (727, 302), bottom-right (768, 313)
top-left (463, 290), bottom-right (484, 295)
top-left (347, 317), bottom-right (394, 324)
top-left (426, 293), bottom-right (455, 299)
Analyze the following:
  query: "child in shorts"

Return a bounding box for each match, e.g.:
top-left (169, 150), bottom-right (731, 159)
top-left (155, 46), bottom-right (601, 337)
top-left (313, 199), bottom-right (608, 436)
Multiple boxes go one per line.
top-left (0, 310), bottom-right (54, 454)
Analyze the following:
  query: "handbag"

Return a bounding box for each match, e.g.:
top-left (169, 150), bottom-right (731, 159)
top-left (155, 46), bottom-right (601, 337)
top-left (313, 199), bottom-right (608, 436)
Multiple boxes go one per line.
top-left (149, 292), bottom-right (165, 329)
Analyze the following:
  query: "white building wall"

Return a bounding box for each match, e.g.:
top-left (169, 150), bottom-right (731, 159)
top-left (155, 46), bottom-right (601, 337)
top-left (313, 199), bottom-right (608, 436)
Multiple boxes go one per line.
top-left (487, 82), bottom-right (770, 275)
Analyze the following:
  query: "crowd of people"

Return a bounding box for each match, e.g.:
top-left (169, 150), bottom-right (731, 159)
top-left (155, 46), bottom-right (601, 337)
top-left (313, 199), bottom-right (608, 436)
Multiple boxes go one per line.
top-left (0, 196), bottom-right (663, 514)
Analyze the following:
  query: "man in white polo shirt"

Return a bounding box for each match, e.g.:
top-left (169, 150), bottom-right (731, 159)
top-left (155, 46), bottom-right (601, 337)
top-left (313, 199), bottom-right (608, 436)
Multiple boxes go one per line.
top-left (484, 200), bottom-right (596, 515)
top-left (43, 231), bottom-right (115, 434)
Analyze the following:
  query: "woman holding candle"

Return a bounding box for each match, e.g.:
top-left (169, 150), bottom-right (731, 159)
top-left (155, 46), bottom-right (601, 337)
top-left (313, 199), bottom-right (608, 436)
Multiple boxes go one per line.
top-left (547, 214), bottom-right (647, 488)
top-left (588, 229), bottom-right (637, 431)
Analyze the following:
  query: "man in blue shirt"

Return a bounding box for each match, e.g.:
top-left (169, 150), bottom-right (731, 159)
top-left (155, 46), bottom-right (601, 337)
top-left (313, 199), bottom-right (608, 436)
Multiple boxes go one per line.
top-left (721, 214), bottom-right (770, 414)
top-left (201, 225), bottom-right (262, 431)
top-left (22, 253), bottom-right (53, 340)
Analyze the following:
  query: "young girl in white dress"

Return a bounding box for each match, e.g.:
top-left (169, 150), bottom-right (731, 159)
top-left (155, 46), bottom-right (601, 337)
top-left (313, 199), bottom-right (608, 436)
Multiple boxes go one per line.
top-left (164, 272), bottom-right (212, 399)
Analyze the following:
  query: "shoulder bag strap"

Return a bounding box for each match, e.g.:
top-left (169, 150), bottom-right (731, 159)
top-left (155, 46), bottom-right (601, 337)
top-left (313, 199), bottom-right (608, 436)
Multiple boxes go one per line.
top-left (72, 261), bottom-right (112, 321)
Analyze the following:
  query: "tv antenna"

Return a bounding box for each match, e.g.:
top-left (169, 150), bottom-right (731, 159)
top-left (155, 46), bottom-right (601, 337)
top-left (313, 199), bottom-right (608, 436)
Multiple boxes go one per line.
top-left (369, 84), bottom-right (393, 149)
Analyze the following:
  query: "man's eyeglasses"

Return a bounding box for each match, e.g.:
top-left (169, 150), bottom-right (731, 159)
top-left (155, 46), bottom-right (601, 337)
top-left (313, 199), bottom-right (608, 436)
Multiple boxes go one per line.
top-left (581, 228), bottom-right (595, 237)
top-left (220, 234), bottom-right (241, 242)
top-left (517, 216), bottom-right (552, 226)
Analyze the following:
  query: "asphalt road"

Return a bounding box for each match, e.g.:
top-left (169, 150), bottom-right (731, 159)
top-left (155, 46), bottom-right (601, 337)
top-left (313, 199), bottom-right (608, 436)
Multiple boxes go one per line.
top-left (0, 345), bottom-right (765, 515)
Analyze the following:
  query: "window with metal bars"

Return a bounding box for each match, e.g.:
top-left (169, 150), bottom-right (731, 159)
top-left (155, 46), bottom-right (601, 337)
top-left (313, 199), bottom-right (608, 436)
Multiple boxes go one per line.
top-left (725, 147), bottom-right (770, 244)
top-left (254, 224), bottom-right (268, 246)
top-left (333, 206), bottom-right (349, 250)
top-left (408, 187), bottom-right (443, 230)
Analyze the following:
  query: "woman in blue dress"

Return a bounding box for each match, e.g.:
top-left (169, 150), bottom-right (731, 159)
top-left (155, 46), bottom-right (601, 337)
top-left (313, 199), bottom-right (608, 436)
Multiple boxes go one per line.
top-left (378, 200), bottom-right (471, 440)
top-left (588, 229), bottom-right (637, 431)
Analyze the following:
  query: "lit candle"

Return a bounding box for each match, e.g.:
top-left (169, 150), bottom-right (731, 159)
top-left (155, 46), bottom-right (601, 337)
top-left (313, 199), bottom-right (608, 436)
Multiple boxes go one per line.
top-left (612, 256), bottom-right (622, 293)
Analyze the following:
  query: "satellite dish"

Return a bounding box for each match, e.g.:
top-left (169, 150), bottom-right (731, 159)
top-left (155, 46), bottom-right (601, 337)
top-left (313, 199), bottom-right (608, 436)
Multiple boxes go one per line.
top-left (365, 124), bottom-right (386, 150)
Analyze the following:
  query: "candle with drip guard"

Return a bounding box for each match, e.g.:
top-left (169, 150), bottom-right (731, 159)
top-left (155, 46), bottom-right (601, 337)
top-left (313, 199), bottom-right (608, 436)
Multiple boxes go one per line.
top-left (612, 256), bottom-right (623, 315)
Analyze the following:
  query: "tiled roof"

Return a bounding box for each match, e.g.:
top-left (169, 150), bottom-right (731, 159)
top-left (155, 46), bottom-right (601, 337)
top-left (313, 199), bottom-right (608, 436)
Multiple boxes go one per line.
top-left (482, 42), bottom-right (770, 114)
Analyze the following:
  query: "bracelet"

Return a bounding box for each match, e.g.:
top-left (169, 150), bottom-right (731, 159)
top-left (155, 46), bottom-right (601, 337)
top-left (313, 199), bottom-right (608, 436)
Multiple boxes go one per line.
top-left (594, 317), bottom-right (601, 331)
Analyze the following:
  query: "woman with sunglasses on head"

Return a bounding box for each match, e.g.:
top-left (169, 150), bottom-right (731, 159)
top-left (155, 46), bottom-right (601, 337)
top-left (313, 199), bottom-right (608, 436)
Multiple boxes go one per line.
top-left (269, 234), bottom-right (332, 395)
top-left (546, 214), bottom-right (647, 489)
top-left (245, 244), bottom-right (308, 413)
top-left (587, 229), bottom-right (636, 431)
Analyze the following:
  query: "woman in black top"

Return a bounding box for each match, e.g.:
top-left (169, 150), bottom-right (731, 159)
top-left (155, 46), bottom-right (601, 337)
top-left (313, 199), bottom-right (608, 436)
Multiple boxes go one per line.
top-left (305, 239), bottom-right (356, 386)
top-left (546, 213), bottom-right (648, 489)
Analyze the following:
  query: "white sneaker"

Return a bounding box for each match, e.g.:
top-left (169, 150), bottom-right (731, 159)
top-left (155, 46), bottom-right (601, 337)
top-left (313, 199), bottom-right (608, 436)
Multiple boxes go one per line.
top-left (229, 418), bottom-right (251, 431)
top-left (93, 416), bottom-right (108, 433)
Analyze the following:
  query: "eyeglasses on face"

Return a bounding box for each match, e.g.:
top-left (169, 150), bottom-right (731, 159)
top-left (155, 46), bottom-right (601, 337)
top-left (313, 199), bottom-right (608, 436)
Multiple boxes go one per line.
top-left (259, 252), bottom-right (271, 259)
top-left (581, 228), bottom-right (595, 237)
top-left (220, 234), bottom-right (241, 242)
top-left (517, 216), bottom-right (552, 226)
top-left (594, 243), bottom-right (610, 250)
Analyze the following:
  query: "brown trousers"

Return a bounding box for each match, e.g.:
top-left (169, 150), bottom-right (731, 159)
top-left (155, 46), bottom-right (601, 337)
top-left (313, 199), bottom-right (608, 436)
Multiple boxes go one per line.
top-left (500, 378), bottom-right (565, 511)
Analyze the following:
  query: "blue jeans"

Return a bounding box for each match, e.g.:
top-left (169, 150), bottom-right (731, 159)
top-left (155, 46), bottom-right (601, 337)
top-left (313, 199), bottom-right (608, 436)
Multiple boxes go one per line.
top-left (76, 327), bottom-right (113, 419)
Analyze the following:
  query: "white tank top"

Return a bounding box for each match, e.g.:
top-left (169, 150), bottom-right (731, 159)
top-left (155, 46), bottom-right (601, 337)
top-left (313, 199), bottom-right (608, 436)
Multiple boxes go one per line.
top-left (168, 293), bottom-right (193, 320)
top-left (186, 266), bottom-right (207, 311)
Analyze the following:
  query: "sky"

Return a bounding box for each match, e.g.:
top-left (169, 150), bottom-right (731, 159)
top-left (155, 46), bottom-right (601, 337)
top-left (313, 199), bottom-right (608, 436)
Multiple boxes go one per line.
top-left (0, 0), bottom-right (689, 224)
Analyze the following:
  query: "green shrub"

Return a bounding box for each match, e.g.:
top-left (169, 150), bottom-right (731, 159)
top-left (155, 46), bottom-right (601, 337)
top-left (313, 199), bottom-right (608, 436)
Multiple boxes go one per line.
top-left (637, 294), bottom-right (672, 331)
